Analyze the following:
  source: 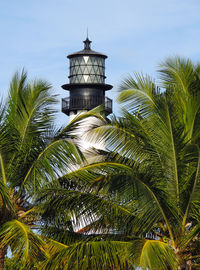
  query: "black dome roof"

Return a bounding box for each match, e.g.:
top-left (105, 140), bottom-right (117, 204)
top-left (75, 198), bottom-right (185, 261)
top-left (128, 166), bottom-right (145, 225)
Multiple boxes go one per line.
top-left (67, 38), bottom-right (107, 59)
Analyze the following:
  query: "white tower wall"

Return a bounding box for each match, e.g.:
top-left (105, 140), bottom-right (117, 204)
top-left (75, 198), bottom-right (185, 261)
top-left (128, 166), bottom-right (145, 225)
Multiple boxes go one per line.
top-left (69, 111), bottom-right (106, 153)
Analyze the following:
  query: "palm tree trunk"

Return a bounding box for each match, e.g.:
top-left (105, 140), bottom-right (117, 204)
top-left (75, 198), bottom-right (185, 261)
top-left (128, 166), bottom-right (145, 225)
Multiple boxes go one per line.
top-left (185, 260), bottom-right (192, 270)
top-left (178, 262), bottom-right (192, 270)
top-left (0, 247), bottom-right (6, 270)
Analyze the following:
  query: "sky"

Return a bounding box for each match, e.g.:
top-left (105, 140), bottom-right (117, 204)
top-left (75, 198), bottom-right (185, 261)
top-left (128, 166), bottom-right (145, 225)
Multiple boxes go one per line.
top-left (0, 0), bottom-right (200, 124)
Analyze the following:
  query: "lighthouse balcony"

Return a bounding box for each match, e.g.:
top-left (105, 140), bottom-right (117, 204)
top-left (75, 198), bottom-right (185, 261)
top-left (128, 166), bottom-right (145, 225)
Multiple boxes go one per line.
top-left (62, 96), bottom-right (112, 115)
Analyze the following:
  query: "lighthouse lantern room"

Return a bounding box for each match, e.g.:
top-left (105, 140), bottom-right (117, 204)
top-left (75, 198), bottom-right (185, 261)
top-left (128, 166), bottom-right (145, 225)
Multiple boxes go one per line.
top-left (61, 38), bottom-right (113, 118)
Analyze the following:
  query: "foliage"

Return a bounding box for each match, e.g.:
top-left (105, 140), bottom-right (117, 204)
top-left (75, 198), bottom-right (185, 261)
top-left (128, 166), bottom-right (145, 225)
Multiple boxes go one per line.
top-left (0, 70), bottom-right (105, 269)
top-left (3, 257), bottom-right (24, 269)
top-left (39, 57), bottom-right (200, 269)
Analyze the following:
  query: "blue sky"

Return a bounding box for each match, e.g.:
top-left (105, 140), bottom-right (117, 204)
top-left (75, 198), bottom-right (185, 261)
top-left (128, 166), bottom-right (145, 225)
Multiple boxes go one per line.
top-left (0, 0), bottom-right (200, 124)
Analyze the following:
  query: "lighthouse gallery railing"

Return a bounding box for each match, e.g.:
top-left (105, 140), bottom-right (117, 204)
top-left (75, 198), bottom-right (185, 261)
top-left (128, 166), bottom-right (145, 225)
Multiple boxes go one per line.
top-left (62, 96), bottom-right (112, 115)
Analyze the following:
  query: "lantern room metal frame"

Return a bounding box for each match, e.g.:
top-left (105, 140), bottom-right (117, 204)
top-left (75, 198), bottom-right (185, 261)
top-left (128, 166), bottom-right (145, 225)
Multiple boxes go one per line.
top-left (61, 38), bottom-right (113, 116)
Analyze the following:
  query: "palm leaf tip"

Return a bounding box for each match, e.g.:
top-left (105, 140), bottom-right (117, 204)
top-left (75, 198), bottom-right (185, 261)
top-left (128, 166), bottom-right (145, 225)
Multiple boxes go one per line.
top-left (0, 220), bottom-right (46, 265)
top-left (130, 239), bottom-right (178, 270)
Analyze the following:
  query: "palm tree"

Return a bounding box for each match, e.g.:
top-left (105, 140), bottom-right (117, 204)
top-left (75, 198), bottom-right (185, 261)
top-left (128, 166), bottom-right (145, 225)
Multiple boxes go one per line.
top-left (39, 57), bottom-right (200, 269)
top-left (0, 70), bottom-right (104, 269)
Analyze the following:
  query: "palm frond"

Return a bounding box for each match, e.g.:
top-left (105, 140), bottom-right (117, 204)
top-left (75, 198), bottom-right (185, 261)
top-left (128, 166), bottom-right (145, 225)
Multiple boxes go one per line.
top-left (39, 240), bottom-right (131, 270)
top-left (118, 73), bottom-right (158, 117)
top-left (130, 239), bottom-right (177, 270)
top-left (20, 138), bottom-right (84, 192)
top-left (0, 220), bottom-right (46, 266)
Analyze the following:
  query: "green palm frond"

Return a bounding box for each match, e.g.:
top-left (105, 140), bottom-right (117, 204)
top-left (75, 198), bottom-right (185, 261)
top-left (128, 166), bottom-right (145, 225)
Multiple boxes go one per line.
top-left (44, 238), bottom-right (68, 256)
top-left (130, 239), bottom-right (177, 270)
top-left (42, 227), bottom-right (85, 245)
top-left (0, 153), bottom-right (14, 214)
top-left (60, 162), bottom-right (132, 183)
top-left (20, 138), bottom-right (83, 192)
top-left (2, 71), bottom-right (57, 188)
top-left (39, 240), bottom-right (131, 270)
top-left (0, 220), bottom-right (46, 266)
top-left (118, 73), bottom-right (158, 116)
top-left (6, 70), bottom-right (56, 137)
top-left (0, 184), bottom-right (14, 216)
top-left (158, 57), bottom-right (200, 142)
top-left (158, 57), bottom-right (195, 93)
top-left (181, 144), bottom-right (200, 226)
top-left (38, 187), bottom-right (133, 229)
top-left (179, 222), bottom-right (200, 249)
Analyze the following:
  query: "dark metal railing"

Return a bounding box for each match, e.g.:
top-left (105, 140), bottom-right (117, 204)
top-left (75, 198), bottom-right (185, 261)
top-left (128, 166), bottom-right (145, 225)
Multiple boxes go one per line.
top-left (62, 96), bottom-right (112, 115)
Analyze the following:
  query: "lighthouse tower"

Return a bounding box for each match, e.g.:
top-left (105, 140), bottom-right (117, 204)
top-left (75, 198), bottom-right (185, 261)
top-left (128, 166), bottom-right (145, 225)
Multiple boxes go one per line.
top-left (61, 37), bottom-right (113, 150)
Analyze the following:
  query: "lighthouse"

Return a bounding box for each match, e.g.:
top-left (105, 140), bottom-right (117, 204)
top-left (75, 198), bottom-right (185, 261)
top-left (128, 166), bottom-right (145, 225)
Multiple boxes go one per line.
top-left (61, 37), bottom-right (113, 150)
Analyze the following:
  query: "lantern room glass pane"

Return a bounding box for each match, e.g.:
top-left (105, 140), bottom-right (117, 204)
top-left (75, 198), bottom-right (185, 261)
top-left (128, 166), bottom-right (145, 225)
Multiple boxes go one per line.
top-left (80, 57), bottom-right (85, 65)
top-left (87, 65), bottom-right (93, 73)
top-left (69, 54), bottom-right (106, 84)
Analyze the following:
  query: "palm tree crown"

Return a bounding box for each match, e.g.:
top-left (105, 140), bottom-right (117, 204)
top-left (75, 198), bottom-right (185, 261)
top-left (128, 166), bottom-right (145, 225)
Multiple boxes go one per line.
top-left (39, 57), bottom-right (200, 270)
top-left (0, 70), bottom-right (98, 269)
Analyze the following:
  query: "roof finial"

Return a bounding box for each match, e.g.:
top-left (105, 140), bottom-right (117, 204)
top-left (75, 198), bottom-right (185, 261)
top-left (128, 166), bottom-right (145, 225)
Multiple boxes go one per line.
top-left (83, 30), bottom-right (92, 50)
